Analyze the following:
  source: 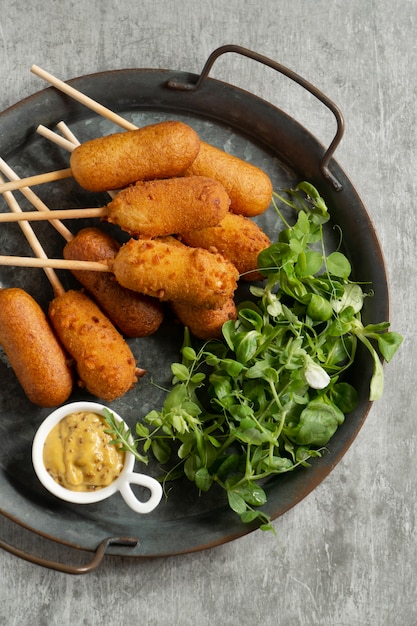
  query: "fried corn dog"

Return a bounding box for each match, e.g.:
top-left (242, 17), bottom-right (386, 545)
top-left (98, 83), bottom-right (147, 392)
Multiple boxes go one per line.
top-left (185, 141), bottom-right (273, 217)
top-left (112, 237), bottom-right (239, 309)
top-left (0, 288), bottom-right (73, 407)
top-left (106, 176), bottom-right (230, 238)
top-left (70, 120), bottom-right (200, 192)
top-left (49, 290), bottom-right (142, 402)
top-left (171, 298), bottom-right (237, 340)
top-left (179, 212), bottom-right (271, 281)
top-left (63, 227), bottom-right (164, 337)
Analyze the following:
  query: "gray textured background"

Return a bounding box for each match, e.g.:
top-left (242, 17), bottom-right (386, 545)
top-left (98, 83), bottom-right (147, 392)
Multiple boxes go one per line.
top-left (0, 1), bottom-right (415, 624)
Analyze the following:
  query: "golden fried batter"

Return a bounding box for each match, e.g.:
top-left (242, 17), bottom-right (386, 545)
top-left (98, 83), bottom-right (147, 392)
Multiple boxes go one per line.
top-left (185, 141), bottom-right (273, 216)
top-left (49, 290), bottom-right (141, 402)
top-left (180, 212), bottom-right (271, 281)
top-left (64, 227), bottom-right (164, 337)
top-left (106, 176), bottom-right (230, 238)
top-left (0, 288), bottom-right (73, 407)
top-left (112, 237), bottom-right (239, 309)
top-left (171, 298), bottom-right (237, 340)
top-left (70, 120), bottom-right (200, 192)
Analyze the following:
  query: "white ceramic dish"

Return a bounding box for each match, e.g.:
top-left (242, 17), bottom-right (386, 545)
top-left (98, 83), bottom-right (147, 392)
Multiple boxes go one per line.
top-left (32, 401), bottom-right (163, 514)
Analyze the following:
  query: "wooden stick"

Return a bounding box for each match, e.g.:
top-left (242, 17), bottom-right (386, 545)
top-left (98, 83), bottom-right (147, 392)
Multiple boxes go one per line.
top-left (0, 206), bottom-right (106, 223)
top-left (56, 121), bottom-right (81, 146)
top-left (0, 168), bottom-right (72, 193)
top-left (0, 255), bottom-right (110, 272)
top-left (0, 176), bottom-right (66, 296)
top-left (31, 65), bottom-right (137, 132)
top-left (36, 124), bottom-right (76, 153)
top-left (0, 158), bottom-right (74, 242)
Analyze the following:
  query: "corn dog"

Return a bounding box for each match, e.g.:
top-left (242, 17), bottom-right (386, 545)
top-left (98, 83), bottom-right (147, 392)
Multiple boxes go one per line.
top-left (70, 120), bottom-right (200, 192)
top-left (185, 141), bottom-right (273, 217)
top-left (48, 290), bottom-right (142, 401)
top-left (0, 288), bottom-right (73, 407)
top-left (63, 227), bottom-right (164, 337)
top-left (112, 237), bottom-right (239, 309)
top-left (0, 176), bottom-right (231, 239)
top-left (179, 212), bottom-right (271, 281)
top-left (171, 298), bottom-right (237, 340)
top-left (106, 176), bottom-right (230, 238)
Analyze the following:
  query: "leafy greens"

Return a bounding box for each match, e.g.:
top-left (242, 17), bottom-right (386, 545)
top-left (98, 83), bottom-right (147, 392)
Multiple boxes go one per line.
top-left (104, 182), bottom-right (402, 531)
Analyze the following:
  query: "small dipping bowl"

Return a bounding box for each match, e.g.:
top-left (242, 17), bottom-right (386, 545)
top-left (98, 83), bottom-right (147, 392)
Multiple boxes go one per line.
top-left (32, 401), bottom-right (163, 514)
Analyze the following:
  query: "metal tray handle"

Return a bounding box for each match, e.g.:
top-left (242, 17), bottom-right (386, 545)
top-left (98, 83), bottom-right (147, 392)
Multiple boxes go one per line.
top-left (0, 530), bottom-right (138, 574)
top-left (168, 44), bottom-right (345, 190)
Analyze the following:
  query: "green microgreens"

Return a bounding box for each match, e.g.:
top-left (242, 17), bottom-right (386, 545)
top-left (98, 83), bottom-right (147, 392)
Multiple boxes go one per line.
top-left (102, 407), bottom-right (148, 465)
top-left (104, 182), bottom-right (402, 531)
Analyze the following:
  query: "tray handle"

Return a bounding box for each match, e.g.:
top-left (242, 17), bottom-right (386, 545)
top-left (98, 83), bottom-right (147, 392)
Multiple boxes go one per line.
top-left (167, 44), bottom-right (345, 191)
top-left (0, 533), bottom-right (138, 574)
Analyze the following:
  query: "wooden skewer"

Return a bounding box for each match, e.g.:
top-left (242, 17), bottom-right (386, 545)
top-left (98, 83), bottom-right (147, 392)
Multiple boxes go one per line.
top-left (0, 175), bottom-right (66, 296)
top-left (0, 168), bottom-right (72, 194)
top-left (0, 158), bottom-right (74, 242)
top-left (36, 125), bottom-right (76, 153)
top-left (56, 121), bottom-right (81, 146)
top-left (0, 206), bottom-right (106, 223)
top-left (31, 65), bottom-right (137, 132)
top-left (0, 255), bottom-right (110, 272)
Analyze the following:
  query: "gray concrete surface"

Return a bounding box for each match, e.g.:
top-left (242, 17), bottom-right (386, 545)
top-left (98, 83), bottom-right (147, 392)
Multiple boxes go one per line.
top-left (0, 1), bottom-right (415, 624)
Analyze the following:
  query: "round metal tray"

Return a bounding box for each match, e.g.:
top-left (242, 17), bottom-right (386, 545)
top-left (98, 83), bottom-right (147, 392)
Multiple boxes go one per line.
top-left (0, 46), bottom-right (388, 571)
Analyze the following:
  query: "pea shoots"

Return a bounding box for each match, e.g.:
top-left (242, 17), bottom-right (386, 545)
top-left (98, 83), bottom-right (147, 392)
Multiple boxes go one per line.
top-left (104, 182), bottom-right (402, 530)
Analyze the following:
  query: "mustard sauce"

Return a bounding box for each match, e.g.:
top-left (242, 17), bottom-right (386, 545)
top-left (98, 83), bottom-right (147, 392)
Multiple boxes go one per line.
top-left (43, 411), bottom-right (125, 492)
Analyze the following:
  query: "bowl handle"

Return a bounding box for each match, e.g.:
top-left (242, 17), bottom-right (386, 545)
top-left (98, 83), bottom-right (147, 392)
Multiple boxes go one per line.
top-left (167, 44), bottom-right (345, 191)
top-left (118, 472), bottom-right (163, 514)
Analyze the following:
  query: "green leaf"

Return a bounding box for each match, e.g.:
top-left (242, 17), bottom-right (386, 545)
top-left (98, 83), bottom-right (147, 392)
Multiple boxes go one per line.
top-left (304, 250), bottom-right (324, 275)
top-left (307, 293), bottom-right (333, 321)
top-left (221, 358), bottom-right (246, 377)
top-left (151, 439), bottom-right (171, 464)
top-left (377, 331), bottom-right (403, 362)
top-left (235, 330), bottom-right (259, 363)
top-left (326, 252), bottom-right (352, 279)
top-left (235, 481), bottom-right (267, 507)
top-left (222, 319), bottom-right (237, 350)
top-left (257, 242), bottom-right (292, 275)
top-left (227, 491), bottom-right (247, 515)
top-left (245, 358), bottom-right (275, 379)
top-left (184, 454), bottom-right (202, 481)
top-left (238, 307), bottom-right (264, 332)
top-left (190, 372), bottom-right (206, 384)
top-left (135, 422), bottom-right (150, 437)
top-left (261, 456), bottom-right (294, 472)
top-left (296, 210), bottom-right (311, 234)
top-left (182, 346), bottom-right (197, 362)
top-left (329, 382), bottom-right (358, 413)
top-left (209, 372), bottom-right (233, 400)
top-left (216, 454), bottom-right (240, 480)
top-left (285, 399), bottom-right (344, 446)
top-left (171, 363), bottom-right (190, 381)
top-left (178, 439), bottom-right (194, 459)
top-left (172, 413), bottom-right (188, 433)
top-left (235, 427), bottom-right (272, 445)
top-left (369, 351), bottom-right (385, 401)
top-left (240, 510), bottom-right (260, 524)
top-left (163, 384), bottom-right (188, 411)
top-left (331, 283), bottom-right (364, 314)
top-left (195, 467), bottom-right (213, 492)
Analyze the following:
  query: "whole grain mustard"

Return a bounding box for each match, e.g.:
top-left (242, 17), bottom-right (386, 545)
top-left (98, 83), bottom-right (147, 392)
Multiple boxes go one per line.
top-left (43, 411), bottom-right (125, 492)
